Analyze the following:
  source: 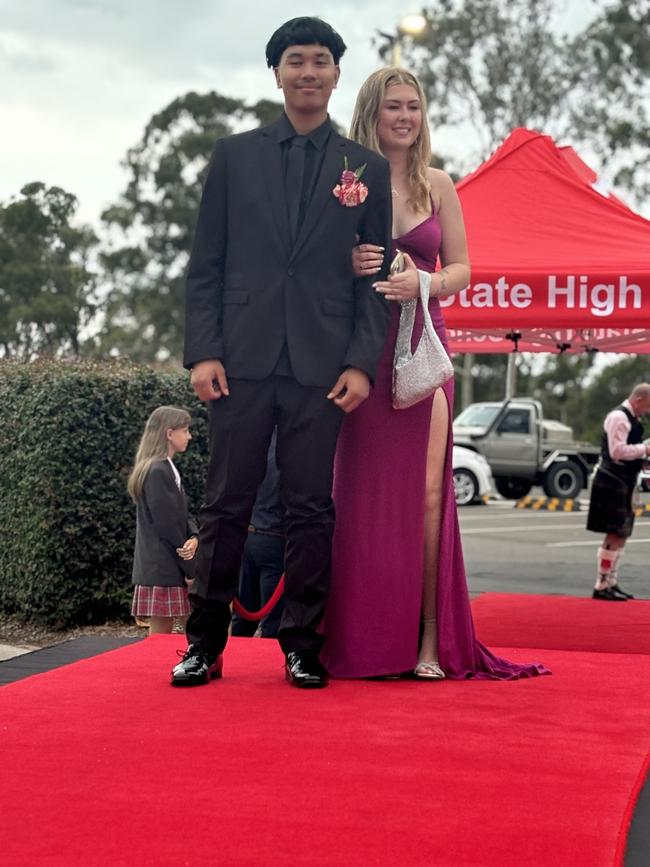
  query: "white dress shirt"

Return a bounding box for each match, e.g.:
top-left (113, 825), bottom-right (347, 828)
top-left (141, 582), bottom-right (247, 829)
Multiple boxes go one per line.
top-left (604, 399), bottom-right (646, 462)
top-left (167, 457), bottom-right (181, 491)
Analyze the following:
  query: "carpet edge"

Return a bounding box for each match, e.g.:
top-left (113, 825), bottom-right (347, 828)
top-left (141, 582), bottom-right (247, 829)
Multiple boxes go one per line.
top-left (615, 747), bottom-right (650, 866)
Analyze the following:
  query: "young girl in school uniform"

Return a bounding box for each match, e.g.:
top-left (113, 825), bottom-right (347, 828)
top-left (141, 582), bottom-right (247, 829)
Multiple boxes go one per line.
top-left (128, 406), bottom-right (198, 636)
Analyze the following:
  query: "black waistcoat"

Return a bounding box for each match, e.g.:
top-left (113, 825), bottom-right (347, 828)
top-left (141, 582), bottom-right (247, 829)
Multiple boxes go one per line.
top-left (601, 405), bottom-right (644, 482)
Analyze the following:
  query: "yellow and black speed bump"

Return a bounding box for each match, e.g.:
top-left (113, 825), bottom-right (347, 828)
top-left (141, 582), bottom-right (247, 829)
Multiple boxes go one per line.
top-left (634, 503), bottom-right (650, 517)
top-left (515, 495), bottom-right (581, 511)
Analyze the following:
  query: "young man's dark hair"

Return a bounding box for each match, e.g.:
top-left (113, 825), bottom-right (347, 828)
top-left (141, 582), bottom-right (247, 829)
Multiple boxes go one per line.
top-left (265, 16), bottom-right (347, 67)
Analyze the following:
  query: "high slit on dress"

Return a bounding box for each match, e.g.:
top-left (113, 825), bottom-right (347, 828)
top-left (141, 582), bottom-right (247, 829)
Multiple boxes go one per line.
top-left (321, 211), bottom-right (549, 679)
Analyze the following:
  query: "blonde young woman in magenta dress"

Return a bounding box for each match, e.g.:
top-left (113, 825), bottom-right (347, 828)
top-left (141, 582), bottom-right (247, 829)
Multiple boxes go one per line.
top-left (321, 68), bottom-right (548, 680)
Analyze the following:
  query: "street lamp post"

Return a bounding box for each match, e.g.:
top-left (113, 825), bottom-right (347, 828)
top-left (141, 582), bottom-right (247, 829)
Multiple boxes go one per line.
top-left (392, 38), bottom-right (403, 67)
top-left (377, 12), bottom-right (427, 66)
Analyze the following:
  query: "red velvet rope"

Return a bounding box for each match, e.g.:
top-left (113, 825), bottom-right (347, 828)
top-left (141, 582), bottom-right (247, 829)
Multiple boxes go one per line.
top-left (232, 575), bottom-right (286, 621)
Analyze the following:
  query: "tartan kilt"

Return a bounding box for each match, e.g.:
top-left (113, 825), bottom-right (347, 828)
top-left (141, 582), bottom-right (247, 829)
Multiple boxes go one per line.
top-left (586, 467), bottom-right (636, 538)
top-left (131, 585), bottom-right (191, 618)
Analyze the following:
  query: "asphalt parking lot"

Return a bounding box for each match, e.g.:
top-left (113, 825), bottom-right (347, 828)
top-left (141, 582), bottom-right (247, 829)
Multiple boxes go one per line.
top-left (459, 493), bottom-right (650, 600)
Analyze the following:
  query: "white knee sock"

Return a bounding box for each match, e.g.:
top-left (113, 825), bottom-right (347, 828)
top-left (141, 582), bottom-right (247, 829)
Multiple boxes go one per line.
top-left (596, 546), bottom-right (615, 590)
top-left (607, 549), bottom-right (624, 588)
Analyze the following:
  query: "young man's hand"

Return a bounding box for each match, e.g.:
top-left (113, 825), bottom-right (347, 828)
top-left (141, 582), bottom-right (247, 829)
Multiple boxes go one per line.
top-left (190, 359), bottom-right (230, 401)
top-left (352, 242), bottom-right (384, 277)
top-left (327, 368), bottom-right (370, 413)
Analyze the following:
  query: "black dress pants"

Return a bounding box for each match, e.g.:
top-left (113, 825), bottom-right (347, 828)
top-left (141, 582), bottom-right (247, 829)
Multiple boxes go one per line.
top-left (186, 376), bottom-right (344, 657)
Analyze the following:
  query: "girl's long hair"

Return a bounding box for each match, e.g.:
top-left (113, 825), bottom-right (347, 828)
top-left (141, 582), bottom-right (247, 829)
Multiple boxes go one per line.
top-left (127, 406), bottom-right (191, 503)
top-left (350, 67), bottom-right (432, 213)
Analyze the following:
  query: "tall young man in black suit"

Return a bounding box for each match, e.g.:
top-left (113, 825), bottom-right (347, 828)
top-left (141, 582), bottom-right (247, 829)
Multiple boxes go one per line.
top-left (172, 17), bottom-right (392, 688)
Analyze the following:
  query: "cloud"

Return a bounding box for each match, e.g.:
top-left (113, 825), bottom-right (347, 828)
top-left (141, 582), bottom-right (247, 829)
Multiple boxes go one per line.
top-left (0, 31), bottom-right (57, 76)
top-left (0, 0), bottom-right (600, 223)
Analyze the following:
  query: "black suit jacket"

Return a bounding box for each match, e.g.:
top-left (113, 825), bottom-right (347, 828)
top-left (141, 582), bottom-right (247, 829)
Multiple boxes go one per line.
top-left (183, 118), bottom-right (392, 386)
top-left (131, 461), bottom-right (198, 587)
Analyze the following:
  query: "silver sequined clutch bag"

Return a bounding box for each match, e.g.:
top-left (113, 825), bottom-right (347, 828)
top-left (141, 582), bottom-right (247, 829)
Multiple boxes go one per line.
top-left (392, 269), bottom-right (454, 410)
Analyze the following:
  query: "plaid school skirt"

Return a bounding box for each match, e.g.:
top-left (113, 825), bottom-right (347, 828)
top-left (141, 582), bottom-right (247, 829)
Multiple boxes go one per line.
top-left (131, 584), bottom-right (191, 618)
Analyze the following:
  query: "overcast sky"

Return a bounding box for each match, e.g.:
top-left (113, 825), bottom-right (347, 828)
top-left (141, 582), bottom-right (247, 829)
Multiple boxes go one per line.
top-left (2, 0), bottom-right (598, 225)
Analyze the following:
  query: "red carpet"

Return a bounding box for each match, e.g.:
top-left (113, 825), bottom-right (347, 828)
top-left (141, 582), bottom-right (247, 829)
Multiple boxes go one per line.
top-left (1, 632), bottom-right (650, 866)
top-left (471, 593), bottom-right (650, 654)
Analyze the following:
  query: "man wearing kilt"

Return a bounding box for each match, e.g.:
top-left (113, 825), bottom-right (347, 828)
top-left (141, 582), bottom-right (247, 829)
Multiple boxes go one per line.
top-left (587, 383), bottom-right (650, 600)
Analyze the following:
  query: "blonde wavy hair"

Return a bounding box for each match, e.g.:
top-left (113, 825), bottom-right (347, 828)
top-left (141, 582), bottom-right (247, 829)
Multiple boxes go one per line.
top-left (350, 67), bottom-right (432, 214)
top-left (127, 406), bottom-right (191, 503)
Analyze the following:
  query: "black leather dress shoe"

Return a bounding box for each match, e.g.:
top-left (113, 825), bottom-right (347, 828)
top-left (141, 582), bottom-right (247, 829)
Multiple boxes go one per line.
top-left (171, 644), bottom-right (223, 686)
top-left (609, 584), bottom-right (635, 600)
top-left (592, 587), bottom-right (627, 601)
top-left (285, 651), bottom-right (328, 689)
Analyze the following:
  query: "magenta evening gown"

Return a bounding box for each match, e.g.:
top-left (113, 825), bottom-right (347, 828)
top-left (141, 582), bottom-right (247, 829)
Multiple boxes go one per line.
top-left (321, 211), bottom-right (549, 679)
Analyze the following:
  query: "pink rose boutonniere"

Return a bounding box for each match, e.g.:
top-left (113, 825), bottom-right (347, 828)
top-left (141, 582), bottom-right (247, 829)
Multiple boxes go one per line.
top-left (332, 156), bottom-right (368, 207)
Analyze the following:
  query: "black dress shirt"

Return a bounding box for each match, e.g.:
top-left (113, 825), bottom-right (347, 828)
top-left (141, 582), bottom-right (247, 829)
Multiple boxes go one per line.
top-left (277, 113), bottom-right (332, 232)
top-left (274, 114), bottom-right (332, 377)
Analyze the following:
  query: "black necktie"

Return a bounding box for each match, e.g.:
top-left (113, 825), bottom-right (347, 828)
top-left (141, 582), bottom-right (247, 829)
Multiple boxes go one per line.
top-left (286, 135), bottom-right (308, 244)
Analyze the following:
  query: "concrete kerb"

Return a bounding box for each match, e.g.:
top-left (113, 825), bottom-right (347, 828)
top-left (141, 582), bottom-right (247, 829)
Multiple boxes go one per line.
top-left (0, 643), bottom-right (39, 662)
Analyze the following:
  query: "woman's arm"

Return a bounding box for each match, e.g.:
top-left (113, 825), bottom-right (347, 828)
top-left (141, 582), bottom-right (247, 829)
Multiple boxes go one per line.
top-left (372, 169), bottom-right (470, 303)
top-left (430, 169), bottom-right (470, 298)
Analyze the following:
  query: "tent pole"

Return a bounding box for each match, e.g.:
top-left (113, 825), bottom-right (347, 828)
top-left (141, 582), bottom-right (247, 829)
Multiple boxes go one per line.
top-left (505, 352), bottom-right (518, 399)
top-left (461, 352), bottom-right (474, 409)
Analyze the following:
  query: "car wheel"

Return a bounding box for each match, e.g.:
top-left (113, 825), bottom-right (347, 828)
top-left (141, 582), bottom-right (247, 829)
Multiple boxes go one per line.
top-left (494, 477), bottom-right (533, 499)
top-left (453, 468), bottom-right (479, 506)
top-left (542, 461), bottom-right (584, 499)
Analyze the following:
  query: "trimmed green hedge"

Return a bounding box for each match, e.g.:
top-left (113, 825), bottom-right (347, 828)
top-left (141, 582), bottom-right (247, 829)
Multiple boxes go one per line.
top-left (0, 360), bottom-right (208, 627)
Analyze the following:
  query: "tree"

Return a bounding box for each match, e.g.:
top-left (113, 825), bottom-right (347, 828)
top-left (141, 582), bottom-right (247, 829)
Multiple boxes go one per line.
top-left (392, 0), bottom-right (650, 407)
top-left (581, 355), bottom-right (650, 444)
top-left (390, 0), bottom-right (570, 158)
top-left (528, 352), bottom-right (598, 434)
top-left (457, 352), bottom-right (534, 403)
top-left (97, 92), bottom-right (284, 362)
top-left (398, 0), bottom-right (649, 202)
top-left (572, 0), bottom-right (650, 203)
top-left (0, 183), bottom-right (97, 359)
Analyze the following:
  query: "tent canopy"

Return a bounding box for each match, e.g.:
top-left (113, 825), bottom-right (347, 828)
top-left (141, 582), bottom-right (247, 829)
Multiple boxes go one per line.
top-left (445, 128), bottom-right (650, 353)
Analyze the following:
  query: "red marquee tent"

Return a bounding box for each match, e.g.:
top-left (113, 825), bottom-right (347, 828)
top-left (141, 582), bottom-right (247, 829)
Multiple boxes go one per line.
top-left (444, 128), bottom-right (650, 354)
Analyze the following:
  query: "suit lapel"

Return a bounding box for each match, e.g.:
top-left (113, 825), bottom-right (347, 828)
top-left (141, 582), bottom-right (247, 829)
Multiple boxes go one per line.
top-left (290, 133), bottom-right (347, 261)
top-left (260, 122), bottom-right (291, 254)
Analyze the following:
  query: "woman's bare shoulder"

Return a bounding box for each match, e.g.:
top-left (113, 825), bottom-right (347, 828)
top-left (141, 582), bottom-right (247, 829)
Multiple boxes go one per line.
top-left (425, 167), bottom-right (451, 209)
top-left (426, 168), bottom-right (457, 212)
top-left (426, 167), bottom-right (455, 191)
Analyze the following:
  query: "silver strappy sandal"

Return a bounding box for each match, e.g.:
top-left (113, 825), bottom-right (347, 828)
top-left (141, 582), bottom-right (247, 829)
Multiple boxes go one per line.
top-left (414, 660), bottom-right (446, 680)
top-left (414, 617), bottom-right (446, 680)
